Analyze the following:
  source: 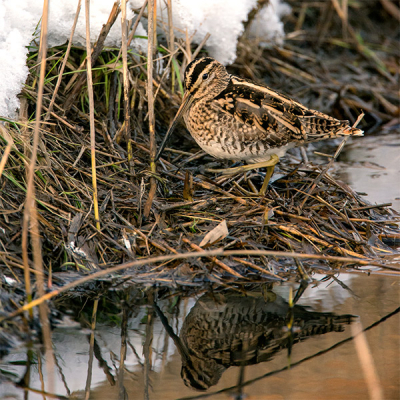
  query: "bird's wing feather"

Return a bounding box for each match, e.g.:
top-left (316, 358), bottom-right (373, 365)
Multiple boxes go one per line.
top-left (214, 76), bottom-right (352, 144)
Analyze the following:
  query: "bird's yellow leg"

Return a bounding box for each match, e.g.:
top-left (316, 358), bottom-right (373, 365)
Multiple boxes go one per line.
top-left (206, 154), bottom-right (280, 176)
top-left (259, 166), bottom-right (274, 195)
top-left (259, 155), bottom-right (279, 195)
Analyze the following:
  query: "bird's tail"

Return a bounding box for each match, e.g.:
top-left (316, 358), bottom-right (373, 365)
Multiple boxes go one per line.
top-left (303, 115), bottom-right (364, 141)
top-left (340, 125), bottom-right (364, 136)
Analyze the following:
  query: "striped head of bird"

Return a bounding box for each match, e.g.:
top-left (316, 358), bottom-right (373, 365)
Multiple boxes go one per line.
top-left (184, 57), bottom-right (230, 100)
top-left (155, 57), bottom-right (229, 160)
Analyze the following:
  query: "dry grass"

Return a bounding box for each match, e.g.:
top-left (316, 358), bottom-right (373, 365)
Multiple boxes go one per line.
top-left (0, 0), bottom-right (399, 303)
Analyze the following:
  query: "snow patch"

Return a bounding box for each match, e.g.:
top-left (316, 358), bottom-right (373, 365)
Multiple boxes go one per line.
top-left (0, 0), bottom-right (290, 118)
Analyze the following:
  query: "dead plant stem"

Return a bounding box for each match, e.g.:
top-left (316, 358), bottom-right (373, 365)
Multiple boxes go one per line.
top-left (144, 0), bottom-right (157, 218)
top-left (45, 0), bottom-right (81, 120)
top-left (4, 249), bottom-right (398, 321)
top-left (85, 0), bottom-right (100, 231)
top-left (167, 0), bottom-right (175, 92)
top-left (22, 0), bottom-right (55, 391)
top-left (0, 126), bottom-right (14, 178)
top-left (84, 298), bottom-right (99, 400)
top-left (121, 0), bottom-right (130, 144)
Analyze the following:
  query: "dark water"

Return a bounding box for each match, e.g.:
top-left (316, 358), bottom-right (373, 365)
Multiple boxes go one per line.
top-left (1, 134), bottom-right (399, 400)
top-left (336, 132), bottom-right (400, 212)
top-left (1, 273), bottom-right (399, 400)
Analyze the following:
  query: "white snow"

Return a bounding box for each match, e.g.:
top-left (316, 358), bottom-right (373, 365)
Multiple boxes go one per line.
top-left (152, 0), bottom-right (256, 66)
top-left (0, 0), bottom-right (290, 119)
top-left (247, 0), bottom-right (292, 47)
top-left (151, 0), bottom-right (291, 64)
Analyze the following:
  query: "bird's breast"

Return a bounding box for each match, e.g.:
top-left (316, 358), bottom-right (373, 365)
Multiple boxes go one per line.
top-left (183, 100), bottom-right (290, 162)
top-left (184, 101), bottom-right (238, 159)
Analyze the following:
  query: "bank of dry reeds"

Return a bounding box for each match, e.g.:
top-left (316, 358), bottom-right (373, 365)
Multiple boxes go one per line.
top-left (0, 0), bottom-right (399, 307)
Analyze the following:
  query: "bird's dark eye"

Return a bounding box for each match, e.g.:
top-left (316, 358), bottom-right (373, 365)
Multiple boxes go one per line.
top-left (202, 73), bottom-right (209, 80)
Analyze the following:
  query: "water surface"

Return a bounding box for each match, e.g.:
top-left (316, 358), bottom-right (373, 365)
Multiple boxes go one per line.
top-left (1, 272), bottom-right (399, 400)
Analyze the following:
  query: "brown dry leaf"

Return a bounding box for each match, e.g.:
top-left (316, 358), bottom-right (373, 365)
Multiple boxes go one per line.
top-left (199, 220), bottom-right (229, 247)
top-left (183, 170), bottom-right (194, 201)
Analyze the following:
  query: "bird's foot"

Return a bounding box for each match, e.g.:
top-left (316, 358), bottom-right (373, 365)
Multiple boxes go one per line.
top-left (206, 155), bottom-right (280, 178)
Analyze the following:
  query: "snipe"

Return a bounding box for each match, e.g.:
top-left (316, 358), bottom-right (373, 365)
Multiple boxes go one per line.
top-left (156, 57), bottom-right (363, 194)
top-left (155, 291), bottom-right (355, 391)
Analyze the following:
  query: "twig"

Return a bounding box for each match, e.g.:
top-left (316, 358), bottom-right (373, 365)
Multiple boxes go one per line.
top-left (167, 0), bottom-right (175, 92)
top-left (381, 0), bottom-right (400, 21)
top-left (191, 32), bottom-right (211, 60)
top-left (45, 0), bottom-right (81, 120)
top-left (112, 0), bottom-right (148, 70)
top-left (351, 321), bottom-right (383, 400)
top-left (352, 203), bottom-right (393, 211)
top-left (21, 0), bottom-right (55, 391)
top-left (84, 298), bottom-right (98, 400)
top-left (232, 257), bottom-right (283, 280)
top-left (4, 249), bottom-right (398, 320)
top-left (0, 126), bottom-right (14, 178)
top-left (182, 237), bottom-right (244, 278)
top-left (144, 0), bottom-right (157, 218)
top-left (300, 112), bottom-right (364, 209)
top-left (64, 2), bottom-right (121, 112)
top-left (121, 0), bottom-right (130, 144)
top-left (85, 0), bottom-right (100, 230)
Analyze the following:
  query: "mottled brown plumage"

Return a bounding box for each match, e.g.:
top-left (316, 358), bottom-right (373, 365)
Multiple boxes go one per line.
top-left (155, 292), bottom-right (355, 391)
top-left (156, 57), bottom-right (363, 164)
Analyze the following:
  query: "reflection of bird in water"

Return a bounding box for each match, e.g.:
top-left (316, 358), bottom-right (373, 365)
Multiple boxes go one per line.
top-left (155, 291), bottom-right (354, 391)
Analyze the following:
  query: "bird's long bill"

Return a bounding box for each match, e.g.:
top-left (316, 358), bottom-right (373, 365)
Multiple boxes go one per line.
top-left (155, 91), bottom-right (194, 161)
